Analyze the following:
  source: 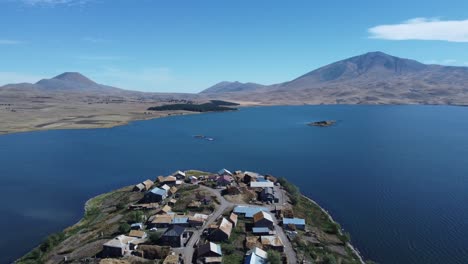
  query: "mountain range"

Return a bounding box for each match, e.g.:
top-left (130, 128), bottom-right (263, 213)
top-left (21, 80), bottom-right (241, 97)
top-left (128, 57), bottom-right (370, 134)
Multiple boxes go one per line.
top-left (201, 51), bottom-right (468, 105)
top-left (2, 52), bottom-right (468, 105)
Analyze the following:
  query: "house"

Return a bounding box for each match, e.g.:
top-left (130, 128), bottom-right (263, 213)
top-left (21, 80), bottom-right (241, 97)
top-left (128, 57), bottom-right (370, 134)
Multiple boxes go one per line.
top-left (253, 211), bottom-right (274, 229)
top-left (233, 206), bottom-right (270, 218)
top-left (172, 216), bottom-right (189, 227)
top-left (217, 175), bottom-right (233, 186)
top-left (260, 235), bottom-right (284, 251)
top-left (157, 176), bottom-right (178, 186)
top-left (243, 171), bottom-right (261, 184)
top-left (173, 170), bottom-right (186, 180)
top-left (142, 179), bottom-right (154, 190)
top-left (259, 187), bottom-right (278, 203)
top-left (218, 168), bottom-right (233, 176)
top-left (252, 227), bottom-right (272, 236)
top-left (160, 226), bottom-right (187, 247)
top-left (157, 205), bottom-right (172, 214)
top-left (245, 236), bottom-right (261, 249)
top-left (197, 242), bottom-right (223, 259)
top-left (206, 174), bottom-right (218, 181)
top-left (102, 235), bottom-right (140, 257)
top-left (102, 236), bottom-right (127, 257)
top-left (228, 213), bottom-right (238, 227)
top-left (169, 186), bottom-right (178, 196)
top-left (209, 218), bottom-right (232, 241)
top-left (157, 176), bottom-right (166, 183)
top-left (168, 198), bottom-right (177, 206)
top-left (163, 252), bottom-right (180, 264)
top-left (128, 230), bottom-right (147, 239)
top-left (250, 181), bottom-right (274, 188)
top-left (161, 184), bottom-right (171, 192)
top-left (150, 214), bottom-right (174, 228)
top-left (145, 187), bottom-right (167, 203)
top-left (244, 247), bottom-right (268, 264)
top-left (188, 215), bottom-right (205, 227)
top-left (282, 217), bottom-right (306, 230)
top-left (130, 223), bottom-right (143, 230)
top-left (133, 183), bottom-right (145, 192)
top-left (189, 175), bottom-right (198, 184)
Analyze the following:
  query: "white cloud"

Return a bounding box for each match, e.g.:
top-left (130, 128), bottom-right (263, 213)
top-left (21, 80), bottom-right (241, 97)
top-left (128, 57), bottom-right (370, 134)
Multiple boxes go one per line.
top-left (0, 72), bottom-right (44, 85)
top-left (369, 17), bottom-right (468, 42)
top-left (0, 39), bottom-right (23, 45)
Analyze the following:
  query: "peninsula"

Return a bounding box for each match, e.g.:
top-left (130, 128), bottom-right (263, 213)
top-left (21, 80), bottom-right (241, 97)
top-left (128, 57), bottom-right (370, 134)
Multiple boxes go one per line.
top-left (17, 169), bottom-right (369, 264)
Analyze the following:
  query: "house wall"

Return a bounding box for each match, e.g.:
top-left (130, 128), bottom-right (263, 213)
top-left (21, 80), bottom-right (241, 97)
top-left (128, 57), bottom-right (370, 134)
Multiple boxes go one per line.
top-left (209, 230), bottom-right (228, 242)
top-left (255, 219), bottom-right (274, 229)
top-left (102, 245), bottom-right (124, 258)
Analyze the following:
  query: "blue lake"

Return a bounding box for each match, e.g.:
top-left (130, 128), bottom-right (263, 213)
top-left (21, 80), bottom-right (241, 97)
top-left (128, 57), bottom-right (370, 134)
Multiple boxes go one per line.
top-left (1, 105), bottom-right (468, 264)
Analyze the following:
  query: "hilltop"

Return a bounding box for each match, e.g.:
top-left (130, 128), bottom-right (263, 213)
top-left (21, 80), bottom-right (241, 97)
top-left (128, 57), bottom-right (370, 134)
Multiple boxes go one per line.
top-left (200, 51), bottom-right (468, 105)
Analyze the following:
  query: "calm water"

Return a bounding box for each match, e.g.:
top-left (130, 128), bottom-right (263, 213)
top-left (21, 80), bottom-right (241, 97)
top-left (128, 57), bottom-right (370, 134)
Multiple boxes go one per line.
top-left (1, 105), bottom-right (468, 264)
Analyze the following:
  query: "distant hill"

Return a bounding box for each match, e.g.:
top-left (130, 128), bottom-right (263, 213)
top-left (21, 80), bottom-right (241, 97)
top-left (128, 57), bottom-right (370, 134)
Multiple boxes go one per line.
top-left (0, 72), bottom-right (124, 94)
top-left (200, 52), bottom-right (468, 105)
top-left (200, 81), bottom-right (267, 94)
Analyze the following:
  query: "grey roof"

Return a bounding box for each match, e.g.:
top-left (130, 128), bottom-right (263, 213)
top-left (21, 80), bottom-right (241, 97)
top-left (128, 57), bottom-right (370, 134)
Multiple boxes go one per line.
top-left (233, 206), bottom-right (269, 218)
top-left (150, 187), bottom-right (166, 196)
top-left (283, 217), bottom-right (306, 226)
top-left (163, 225), bottom-right (185, 237)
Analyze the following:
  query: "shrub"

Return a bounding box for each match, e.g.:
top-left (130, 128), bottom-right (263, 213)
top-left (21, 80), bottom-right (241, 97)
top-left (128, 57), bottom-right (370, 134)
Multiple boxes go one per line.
top-left (118, 222), bottom-right (130, 234)
top-left (267, 250), bottom-right (282, 264)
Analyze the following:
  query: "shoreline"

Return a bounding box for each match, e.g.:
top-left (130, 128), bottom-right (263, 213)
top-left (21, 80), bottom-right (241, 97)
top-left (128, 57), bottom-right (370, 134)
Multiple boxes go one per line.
top-left (17, 174), bottom-right (368, 264)
top-left (302, 195), bottom-right (365, 264)
top-left (1, 102), bottom-right (467, 136)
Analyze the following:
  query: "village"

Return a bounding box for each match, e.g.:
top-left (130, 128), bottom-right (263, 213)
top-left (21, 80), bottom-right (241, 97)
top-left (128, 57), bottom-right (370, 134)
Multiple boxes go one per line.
top-left (18, 168), bottom-right (364, 264)
top-left (102, 169), bottom-right (305, 264)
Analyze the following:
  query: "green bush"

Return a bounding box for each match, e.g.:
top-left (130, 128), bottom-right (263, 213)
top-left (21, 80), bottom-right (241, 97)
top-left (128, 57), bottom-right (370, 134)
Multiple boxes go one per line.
top-left (118, 222), bottom-right (130, 234)
top-left (267, 250), bottom-right (282, 264)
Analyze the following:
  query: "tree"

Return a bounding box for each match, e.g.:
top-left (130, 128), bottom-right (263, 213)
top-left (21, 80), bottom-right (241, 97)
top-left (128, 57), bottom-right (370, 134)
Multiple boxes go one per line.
top-left (118, 222), bottom-right (130, 234)
top-left (323, 254), bottom-right (338, 264)
top-left (267, 250), bottom-right (282, 264)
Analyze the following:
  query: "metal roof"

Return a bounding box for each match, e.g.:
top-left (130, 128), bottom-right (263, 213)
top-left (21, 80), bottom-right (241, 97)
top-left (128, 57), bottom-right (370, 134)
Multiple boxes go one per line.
top-left (172, 217), bottom-right (189, 224)
top-left (252, 227), bottom-right (270, 233)
top-left (283, 217), bottom-right (306, 226)
top-left (244, 247), bottom-right (268, 264)
top-left (233, 206), bottom-right (269, 218)
top-left (250, 181), bottom-right (274, 188)
top-left (150, 187), bottom-right (166, 196)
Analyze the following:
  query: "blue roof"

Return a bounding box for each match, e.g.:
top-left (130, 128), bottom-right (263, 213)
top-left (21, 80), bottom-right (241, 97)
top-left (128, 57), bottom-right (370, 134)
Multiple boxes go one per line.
top-left (172, 217), bottom-right (189, 224)
top-left (283, 217), bottom-right (305, 225)
top-left (252, 227), bottom-right (270, 233)
top-left (150, 187), bottom-right (166, 196)
top-left (233, 206), bottom-right (269, 218)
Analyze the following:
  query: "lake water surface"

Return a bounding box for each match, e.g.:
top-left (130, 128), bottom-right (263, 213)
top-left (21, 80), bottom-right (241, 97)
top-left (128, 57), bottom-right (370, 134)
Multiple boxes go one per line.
top-left (1, 105), bottom-right (468, 264)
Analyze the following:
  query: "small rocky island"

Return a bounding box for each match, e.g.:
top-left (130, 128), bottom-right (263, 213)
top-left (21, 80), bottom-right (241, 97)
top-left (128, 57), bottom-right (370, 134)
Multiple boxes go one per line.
top-left (308, 120), bottom-right (336, 127)
top-left (18, 169), bottom-right (366, 264)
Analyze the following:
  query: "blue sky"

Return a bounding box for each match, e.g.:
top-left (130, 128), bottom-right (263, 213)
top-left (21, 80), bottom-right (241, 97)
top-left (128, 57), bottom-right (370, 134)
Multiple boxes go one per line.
top-left (1, 0), bottom-right (468, 92)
